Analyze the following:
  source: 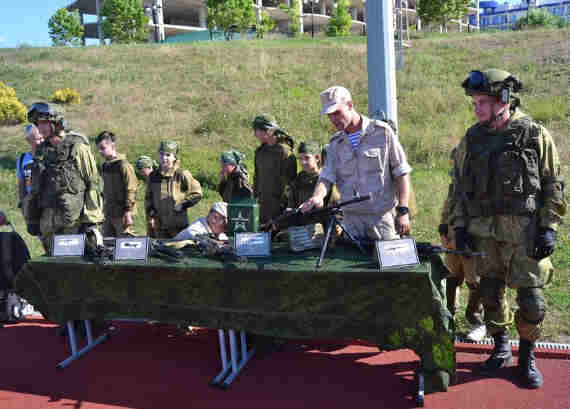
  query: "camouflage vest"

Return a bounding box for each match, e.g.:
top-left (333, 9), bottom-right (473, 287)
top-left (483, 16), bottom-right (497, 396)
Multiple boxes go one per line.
top-left (461, 117), bottom-right (540, 217)
top-left (37, 133), bottom-right (88, 225)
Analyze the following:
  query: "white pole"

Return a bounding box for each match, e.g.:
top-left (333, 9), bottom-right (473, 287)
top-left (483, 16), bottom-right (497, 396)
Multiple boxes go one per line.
top-left (366, 0), bottom-right (398, 126)
top-left (95, 0), bottom-right (103, 45)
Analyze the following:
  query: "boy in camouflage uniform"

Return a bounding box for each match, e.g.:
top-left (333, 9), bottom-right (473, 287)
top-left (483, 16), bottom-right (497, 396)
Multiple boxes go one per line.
top-left (253, 115), bottom-right (297, 224)
top-left (25, 102), bottom-right (104, 254)
top-left (96, 131), bottom-right (138, 237)
top-left (454, 69), bottom-right (566, 388)
top-left (439, 147), bottom-right (486, 342)
top-left (135, 155), bottom-right (157, 180)
top-left (218, 150), bottom-right (253, 203)
top-left (145, 140), bottom-right (202, 239)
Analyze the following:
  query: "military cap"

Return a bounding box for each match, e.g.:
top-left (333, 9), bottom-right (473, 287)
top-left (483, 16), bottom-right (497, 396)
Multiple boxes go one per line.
top-left (136, 155), bottom-right (156, 171)
top-left (95, 131), bottom-right (116, 145)
top-left (298, 141), bottom-right (321, 155)
top-left (221, 150), bottom-right (245, 166)
top-left (159, 140), bottom-right (179, 155)
top-left (210, 202), bottom-right (228, 219)
top-left (252, 114), bottom-right (279, 131)
top-left (320, 86), bottom-right (352, 115)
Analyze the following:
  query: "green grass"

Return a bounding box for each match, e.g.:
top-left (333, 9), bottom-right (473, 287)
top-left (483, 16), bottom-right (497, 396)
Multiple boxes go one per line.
top-left (1, 28), bottom-right (568, 341)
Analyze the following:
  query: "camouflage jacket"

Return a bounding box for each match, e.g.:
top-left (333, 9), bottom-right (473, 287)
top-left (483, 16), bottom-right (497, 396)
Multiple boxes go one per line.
top-left (218, 169), bottom-right (253, 203)
top-left (101, 153), bottom-right (138, 218)
top-left (145, 163), bottom-right (202, 231)
top-left (254, 142), bottom-right (297, 223)
top-left (453, 109), bottom-right (566, 242)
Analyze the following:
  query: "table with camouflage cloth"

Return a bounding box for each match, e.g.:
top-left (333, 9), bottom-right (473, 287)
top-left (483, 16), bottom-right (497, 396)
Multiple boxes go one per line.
top-left (15, 246), bottom-right (455, 393)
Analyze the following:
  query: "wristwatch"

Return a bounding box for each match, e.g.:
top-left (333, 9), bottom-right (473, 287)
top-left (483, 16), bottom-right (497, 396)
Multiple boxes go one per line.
top-left (396, 206), bottom-right (409, 216)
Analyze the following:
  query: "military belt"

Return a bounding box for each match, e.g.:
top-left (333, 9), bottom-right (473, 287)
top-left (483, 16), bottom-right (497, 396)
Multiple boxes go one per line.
top-left (466, 196), bottom-right (536, 217)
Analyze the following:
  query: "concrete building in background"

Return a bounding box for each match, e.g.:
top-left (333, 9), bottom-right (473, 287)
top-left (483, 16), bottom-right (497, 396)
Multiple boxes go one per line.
top-left (66, 0), bottom-right (423, 44)
top-left (473, 0), bottom-right (570, 30)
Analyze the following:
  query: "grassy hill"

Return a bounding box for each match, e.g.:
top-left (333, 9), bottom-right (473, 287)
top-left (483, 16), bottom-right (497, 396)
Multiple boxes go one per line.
top-left (1, 29), bottom-right (568, 341)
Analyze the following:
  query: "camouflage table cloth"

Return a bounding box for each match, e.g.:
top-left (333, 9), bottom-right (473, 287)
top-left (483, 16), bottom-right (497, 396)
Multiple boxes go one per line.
top-left (15, 246), bottom-right (454, 392)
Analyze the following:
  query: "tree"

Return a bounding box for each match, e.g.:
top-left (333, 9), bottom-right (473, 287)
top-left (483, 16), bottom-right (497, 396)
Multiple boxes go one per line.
top-left (417, 0), bottom-right (470, 31)
top-left (280, 0), bottom-right (302, 37)
top-left (100, 0), bottom-right (149, 44)
top-left (327, 0), bottom-right (353, 37)
top-left (514, 8), bottom-right (567, 29)
top-left (206, 0), bottom-right (256, 40)
top-left (257, 10), bottom-right (276, 39)
top-left (48, 8), bottom-right (85, 46)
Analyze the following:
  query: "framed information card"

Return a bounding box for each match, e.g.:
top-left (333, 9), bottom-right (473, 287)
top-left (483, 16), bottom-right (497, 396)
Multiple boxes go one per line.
top-left (52, 234), bottom-right (86, 257)
top-left (375, 238), bottom-right (420, 271)
top-left (235, 232), bottom-right (271, 257)
top-left (114, 237), bottom-right (149, 262)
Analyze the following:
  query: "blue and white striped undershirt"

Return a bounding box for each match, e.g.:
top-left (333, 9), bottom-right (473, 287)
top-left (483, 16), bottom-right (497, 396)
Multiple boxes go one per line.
top-left (347, 130), bottom-right (362, 152)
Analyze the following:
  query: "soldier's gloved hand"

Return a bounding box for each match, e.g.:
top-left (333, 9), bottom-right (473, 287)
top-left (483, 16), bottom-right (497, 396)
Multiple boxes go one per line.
top-left (533, 227), bottom-right (557, 260)
top-left (27, 223), bottom-right (41, 236)
top-left (454, 227), bottom-right (472, 251)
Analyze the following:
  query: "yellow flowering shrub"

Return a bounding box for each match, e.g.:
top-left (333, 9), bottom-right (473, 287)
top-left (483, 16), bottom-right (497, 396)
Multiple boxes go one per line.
top-left (0, 82), bottom-right (26, 125)
top-left (51, 88), bottom-right (81, 104)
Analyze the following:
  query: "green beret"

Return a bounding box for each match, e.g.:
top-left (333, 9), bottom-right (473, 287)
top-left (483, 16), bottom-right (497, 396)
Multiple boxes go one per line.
top-left (136, 155), bottom-right (157, 170)
top-left (298, 141), bottom-right (320, 155)
top-left (252, 114), bottom-right (279, 131)
top-left (159, 140), bottom-right (178, 155)
top-left (221, 150), bottom-right (245, 166)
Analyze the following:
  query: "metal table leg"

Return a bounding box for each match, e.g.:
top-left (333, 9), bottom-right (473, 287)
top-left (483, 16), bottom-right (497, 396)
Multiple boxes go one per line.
top-left (56, 319), bottom-right (110, 369)
top-left (211, 329), bottom-right (255, 388)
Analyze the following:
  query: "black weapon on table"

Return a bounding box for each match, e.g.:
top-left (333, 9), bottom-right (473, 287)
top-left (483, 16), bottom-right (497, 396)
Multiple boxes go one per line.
top-left (262, 194), bottom-right (372, 268)
top-left (416, 242), bottom-right (488, 258)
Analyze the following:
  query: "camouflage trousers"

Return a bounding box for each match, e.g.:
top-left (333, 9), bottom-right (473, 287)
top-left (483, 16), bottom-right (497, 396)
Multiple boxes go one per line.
top-left (444, 253), bottom-right (484, 326)
top-left (343, 211), bottom-right (399, 241)
top-left (472, 236), bottom-right (554, 341)
top-left (102, 216), bottom-right (136, 238)
top-left (40, 208), bottom-right (82, 255)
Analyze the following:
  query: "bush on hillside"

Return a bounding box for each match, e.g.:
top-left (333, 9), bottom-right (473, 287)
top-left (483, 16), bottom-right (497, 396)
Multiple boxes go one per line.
top-left (51, 88), bottom-right (81, 104)
top-left (514, 9), bottom-right (568, 29)
top-left (0, 82), bottom-right (26, 125)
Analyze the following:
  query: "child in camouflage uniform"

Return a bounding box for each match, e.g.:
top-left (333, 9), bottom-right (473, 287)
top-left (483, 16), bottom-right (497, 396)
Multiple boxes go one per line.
top-left (252, 115), bottom-right (297, 224)
top-left (96, 131), bottom-right (138, 237)
top-left (218, 150), bottom-right (253, 202)
top-left (145, 140), bottom-right (202, 239)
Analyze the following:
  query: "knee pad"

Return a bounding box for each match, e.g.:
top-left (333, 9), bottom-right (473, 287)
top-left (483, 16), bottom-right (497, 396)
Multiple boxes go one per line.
top-left (516, 288), bottom-right (546, 324)
top-left (479, 278), bottom-right (505, 306)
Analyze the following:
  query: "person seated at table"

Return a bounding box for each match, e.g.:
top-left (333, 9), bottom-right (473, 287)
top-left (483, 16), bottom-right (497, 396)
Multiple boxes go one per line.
top-left (173, 201), bottom-right (228, 241)
top-left (218, 150), bottom-right (253, 203)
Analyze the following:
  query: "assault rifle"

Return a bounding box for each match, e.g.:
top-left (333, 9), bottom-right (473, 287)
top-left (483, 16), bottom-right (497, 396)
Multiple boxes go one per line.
top-left (416, 242), bottom-right (488, 258)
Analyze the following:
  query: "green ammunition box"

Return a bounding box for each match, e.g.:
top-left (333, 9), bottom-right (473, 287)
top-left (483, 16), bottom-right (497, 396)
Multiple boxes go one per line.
top-left (228, 198), bottom-right (259, 235)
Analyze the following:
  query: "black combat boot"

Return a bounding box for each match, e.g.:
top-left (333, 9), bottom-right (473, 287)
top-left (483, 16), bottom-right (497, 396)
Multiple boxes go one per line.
top-left (518, 339), bottom-right (543, 389)
top-left (481, 331), bottom-right (513, 373)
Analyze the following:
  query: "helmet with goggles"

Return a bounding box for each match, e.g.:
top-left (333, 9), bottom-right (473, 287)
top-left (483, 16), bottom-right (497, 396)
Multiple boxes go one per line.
top-left (27, 102), bottom-right (66, 128)
top-left (461, 69), bottom-right (522, 101)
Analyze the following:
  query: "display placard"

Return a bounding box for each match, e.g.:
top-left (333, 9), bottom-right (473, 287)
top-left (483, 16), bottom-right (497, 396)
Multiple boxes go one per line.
top-left (52, 234), bottom-right (85, 257)
top-left (234, 232), bottom-right (271, 257)
top-left (114, 237), bottom-right (149, 262)
top-left (375, 238), bottom-right (420, 271)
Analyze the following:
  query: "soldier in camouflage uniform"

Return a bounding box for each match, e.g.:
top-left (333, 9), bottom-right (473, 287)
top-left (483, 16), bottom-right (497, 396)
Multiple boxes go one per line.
top-left (301, 86), bottom-right (412, 241)
top-left (25, 102), bottom-right (104, 254)
top-left (253, 115), bottom-right (297, 224)
top-left (453, 69), bottom-right (566, 388)
top-left (145, 140), bottom-right (202, 239)
top-left (218, 150), bottom-right (253, 202)
top-left (439, 147), bottom-right (486, 342)
top-left (96, 131), bottom-right (138, 237)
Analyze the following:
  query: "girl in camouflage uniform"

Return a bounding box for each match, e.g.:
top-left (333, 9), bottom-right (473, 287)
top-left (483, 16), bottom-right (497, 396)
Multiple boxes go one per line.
top-left (252, 115), bottom-right (297, 224)
top-left (145, 140), bottom-right (202, 239)
top-left (218, 150), bottom-right (253, 202)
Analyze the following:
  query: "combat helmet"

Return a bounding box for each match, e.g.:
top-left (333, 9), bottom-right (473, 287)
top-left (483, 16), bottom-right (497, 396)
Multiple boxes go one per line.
top-left (461, 69), bottom-right (522, 100)
top-left (27, 102), bottom-right (66, 129)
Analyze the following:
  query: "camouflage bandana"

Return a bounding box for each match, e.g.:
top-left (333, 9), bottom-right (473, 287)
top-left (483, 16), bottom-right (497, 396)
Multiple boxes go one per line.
top-left (159, 140), bottom-right (178, 155)
top-left (298, 141), bottom-right (320, 155)
top-left (252, 114), bottom-right (280, 131)
top-left (221, 150), bottom-right (245, 166)
top-left (136, 155), bottom-right (157, 170)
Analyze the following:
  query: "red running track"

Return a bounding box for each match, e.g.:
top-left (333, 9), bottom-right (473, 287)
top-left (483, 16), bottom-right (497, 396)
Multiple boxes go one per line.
top-left (0, 318), bottom-right (569, 409)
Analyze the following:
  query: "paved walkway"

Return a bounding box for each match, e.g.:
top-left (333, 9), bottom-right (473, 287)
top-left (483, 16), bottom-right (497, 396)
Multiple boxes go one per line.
top-left (1, 318), bottom-right (569, 409)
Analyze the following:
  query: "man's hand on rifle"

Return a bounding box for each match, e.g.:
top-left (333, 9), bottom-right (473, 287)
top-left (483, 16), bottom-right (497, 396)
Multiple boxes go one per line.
top-left (300, 195), bottom-right (324, 213)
